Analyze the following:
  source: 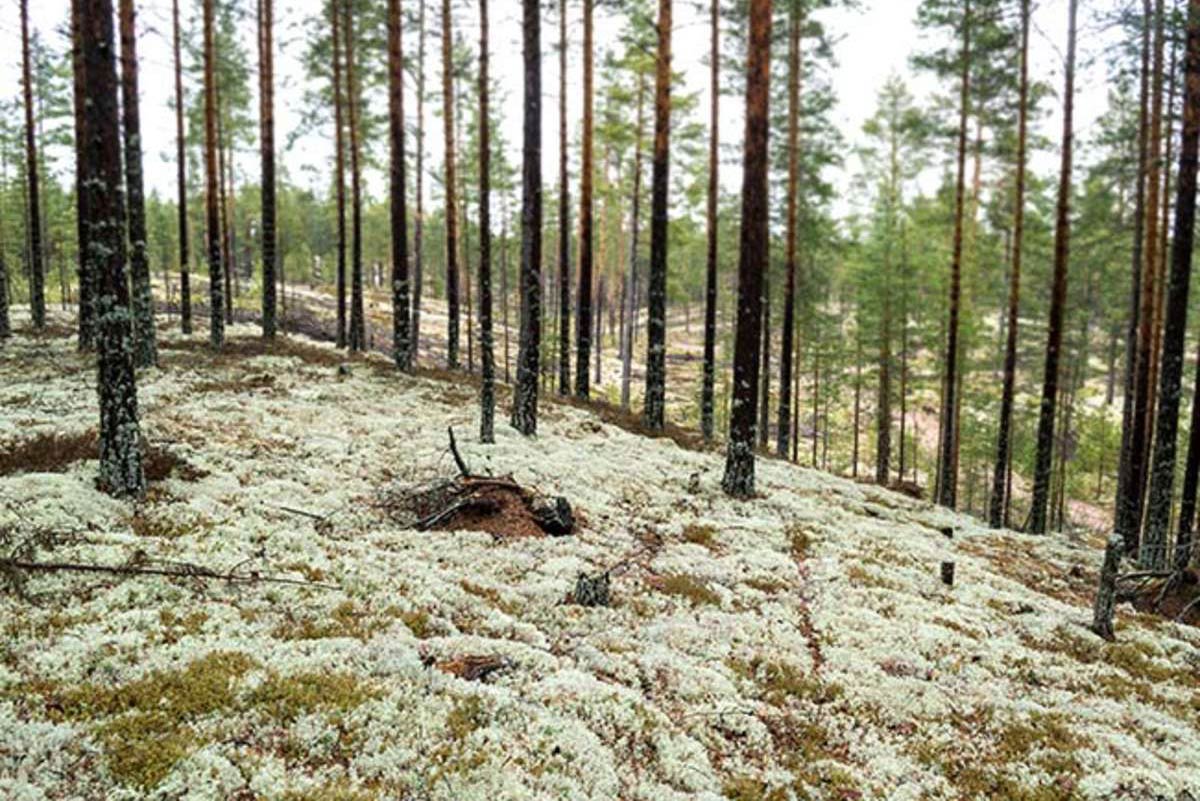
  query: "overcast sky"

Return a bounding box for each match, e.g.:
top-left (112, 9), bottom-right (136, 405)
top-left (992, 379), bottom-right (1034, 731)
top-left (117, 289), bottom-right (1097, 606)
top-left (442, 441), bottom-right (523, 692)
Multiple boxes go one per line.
top-left (5, 0), bottom-right (1123, 222)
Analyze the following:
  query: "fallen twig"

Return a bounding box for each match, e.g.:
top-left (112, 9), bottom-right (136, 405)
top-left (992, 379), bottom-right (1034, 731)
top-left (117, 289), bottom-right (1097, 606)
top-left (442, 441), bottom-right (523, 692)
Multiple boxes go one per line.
top-left (448, 427), bottom-right (472, 478)
top-left (1, 558), bottom-right (340, 591)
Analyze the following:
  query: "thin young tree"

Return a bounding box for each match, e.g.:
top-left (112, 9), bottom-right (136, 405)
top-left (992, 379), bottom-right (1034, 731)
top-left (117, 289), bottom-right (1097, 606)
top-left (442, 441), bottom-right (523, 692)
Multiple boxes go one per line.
top-left (412, 0), bottom-right (427, 360)
top-left (701, 0), bottom-right (720, 440)
top-left (345, 0), bottom-right (365, 351)
top-left (643, 0), bottom-right (672, 430)
top-left (389, 0), bottom-right (411, 368)
top-left (204, 0), bottom-right (224, 348)
top-left (989, 0), bottom-right (1029, 528)
top-left (259, 0), bottom-right (277, 338)
top-left (512, 0), bottom-right (542, 435)
top-left (722, 0), bottom-right (772, 498)
top-left (479, 0), bottom-right (495, 441)
top-left (442, 0), bottom-right (461, 368)
top-left (173, 0), bottom-right (191, 335)
top-left (621, 72), bottom-right (647, 411)
top-left (558, 0), bottom-right (571, 395)
top-left (777, 0), bottom-right (801, 458)
top-left (119, 0), bottom-right (156, 368)
top-left (575, 0), bottom-right (596, 398)
top-left (1141, 0), bottom-right (1200, 568)
top-left (332, 0), bottom-right (347, 348)
top-left (82, 0), bottom-right (145, 497)
top-left (1027, 0), bottom-right (1078, 535)
top-left (935, 0), bottom-right (971, 509)
top-left (20, 0), bottom-right (45, 330)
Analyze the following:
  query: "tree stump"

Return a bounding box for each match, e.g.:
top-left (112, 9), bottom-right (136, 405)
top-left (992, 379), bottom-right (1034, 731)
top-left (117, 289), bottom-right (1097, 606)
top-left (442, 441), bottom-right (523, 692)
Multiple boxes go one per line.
top-left (940, 561), bottom-right (955, 587)
top-left (571, 571), bottom-right (610, 607)
top-left (1091, 534), bottom-right (1123, 641)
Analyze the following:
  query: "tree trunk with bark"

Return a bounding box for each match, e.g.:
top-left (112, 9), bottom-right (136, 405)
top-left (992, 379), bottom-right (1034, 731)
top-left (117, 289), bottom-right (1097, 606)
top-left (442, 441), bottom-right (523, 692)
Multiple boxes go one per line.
top-left (479, 0), bottom-right (495, 441)
top-left (345, 0), bottom-right (365, 352)
top-left (701, 0), bottom-right (720, 441)
top-left (722, 0), bottom-right (772, 498)
top-left (777, 2), bottom-right (801, 459)
top-left (558, 0), bottom-right (571, 395)
top-left (1027, 0), bottom-right (1077, 535)
top-left (388, 0), bottom-right (411, 368)
top-left (643, 0), bottom-right (673, 430)
top-left (203, 0), bottom-right (224, 347)
top-left (575, 0), bottom-right (596, 399)
top-left (621, 73), bottom-right (647, 411)
top-left (412, 0), bottom-right (427, 361)
top-left (332, 0), bottom-right (347, 348)
top-left (512, 0), bottom-right (542, 435)
top-left (442, 0), bottom-right (461, 368)
top-left (82, 0), bottom-right (144, 496)
top-left (1141, 0), bottom-right (1200, 569)
top-left (989, 0), bottom-right (1029, 528)
top-left (259, 0), bottom-right (277, 339)
top-left (72, 0), bottom-right (94, 347)
top-left (172, 0), bottom-right (190, 336)
top-left (20, 0), bottom-right (44, 330)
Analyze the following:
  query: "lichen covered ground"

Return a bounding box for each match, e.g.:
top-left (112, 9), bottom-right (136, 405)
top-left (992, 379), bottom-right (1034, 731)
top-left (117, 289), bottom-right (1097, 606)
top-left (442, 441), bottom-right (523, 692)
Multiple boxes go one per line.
top-left (2, 318), bottom-right (1198, 801)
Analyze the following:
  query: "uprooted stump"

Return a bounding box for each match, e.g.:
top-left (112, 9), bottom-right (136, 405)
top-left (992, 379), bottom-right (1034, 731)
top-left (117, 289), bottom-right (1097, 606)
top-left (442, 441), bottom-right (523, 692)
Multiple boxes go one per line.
top-left (378, 475), bottom-right (576, 541)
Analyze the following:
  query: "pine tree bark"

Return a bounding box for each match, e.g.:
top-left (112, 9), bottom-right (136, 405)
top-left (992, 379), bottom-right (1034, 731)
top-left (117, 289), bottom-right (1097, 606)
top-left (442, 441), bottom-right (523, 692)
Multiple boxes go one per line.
top-left (173, 0), bottom-right (190, 336)
top-left (203, 0), bottom-right (223, 348)
top-left (1141, 0), bottom-right (1200, 569)
top-left (512, 0), bottom-right (542, 436)
top-left (345, 0), bottom-right (365, 352)
top-left (557, 0), bottom-right (571, 396)
top-left (621, 73), bottom-right (647, 411)
top-left (701, 0), bottom-right (720, 441)
top-left (722, 0), bottom-right (772, 498)
top-left (936, 0), bottom-right (971, 509)
top-left (332, 0), bottom-right (347, 348)
top-left (643, 0), bottom-right (673, 430)
top-left (1028, 0), bottom-right (1077, 535)
top-left (20, 0), bottom-right (44, 330)
top-left (118, 0), bottom-right (156, 368)
top-left (1176, 334), bottom-right (1200, 568)
top-left (777, 2), bottom-right (801, 459)
top-left (72, 0), bottom-right (94, 347)
top-left (412, 0), bottom-right (426, 361)
top-left (82, 0), bottom-right (144, 496)
top-left (989, 0), bottom-right (1029, 529)
top-left (216, 86), bottom-right (233, 325)
top-left (575, 0), bottom-right (596, 399)
top-left (388, 0), bottom-right (411, 368)
top-left (442, 0), bottom-right (461, 368)
top-left (1116, 0), bottom-right (1155, 554)
top-left (259, 0), bottom-right (277, 339)
top-left (479, 0), bottom-right (495, 441)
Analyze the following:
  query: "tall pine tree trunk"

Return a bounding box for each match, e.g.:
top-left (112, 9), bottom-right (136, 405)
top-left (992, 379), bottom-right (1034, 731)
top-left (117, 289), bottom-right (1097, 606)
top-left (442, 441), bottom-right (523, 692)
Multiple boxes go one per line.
top-left (20, 0), bottom-right (44, 330)
top-left (332, 0), bottom-right (347, 348)
top-left (442, 0), bottom-right (461, 368)
top-left (479, 0), bottom-right (495, 441)
top-left (389, 0), bottom-right (411, 368)
top-left (575, 0), bottom-right (595, 398)
top-left (557, 0), bottom-right (571, 395)
top-left (512, 0), bottom-right (542, 435)
top-left (778, 2), bottom-right (801, 459)
top-left (173, 0), bottom-right (190, 336)
top-left (1028, 0), bottom-right (1077, 534)
top-left (643, 0), bottom-right (673, 430)
top-left (345, 0), bottom-right (365, 352)
top-left (82, 0), bottom-right (144, 497)
top-left (936, 0), bottom-right (971, 509)
top-left (701, 0), bottom-right (720, 441)
top-left (412, 0), bottom-right (426, 361)
top-left (72, 0), bottom-right (94, 347)
top-left (203, 0), bottom-right (223, 348)
top-left (259, 0), bottom-right (277, 339)
top-left (1141, 0), bottom-right (1200, 568)
top-left (989, 0), bottom-right (1029, 528)
top-left (722, 0), bottom-right (772, 498)
top-left (621, 73), bottom-right (647, 411)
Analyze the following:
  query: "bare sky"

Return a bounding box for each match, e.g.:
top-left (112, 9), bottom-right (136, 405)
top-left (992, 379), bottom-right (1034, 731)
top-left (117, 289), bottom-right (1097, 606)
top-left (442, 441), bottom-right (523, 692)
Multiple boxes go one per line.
top-left (6, 0), bottom-right (1122, 222)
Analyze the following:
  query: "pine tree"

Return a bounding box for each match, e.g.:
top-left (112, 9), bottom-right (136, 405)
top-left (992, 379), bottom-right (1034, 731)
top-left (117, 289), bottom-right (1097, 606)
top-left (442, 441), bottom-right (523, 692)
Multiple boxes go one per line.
top-left (777, 0), bottom-right (801, 459)
top-left (512, 0), bottom-right (542, 436)
top-left (1141, 0), bottom-right (1200, 568)
top-left (82, 0), bottom-right (144, 497)
top-left (989, 0), bottom-right (1029, 528)
top-left (413, 0), bottom-right (427, 361)
top-left (332, 0), bottom-right (347, 348)
top-left (442, 0), bottom-right (461, 368)
top-left (389, 0), bottom-right (411, 368)
top-left (204, 0), bottom-right (224, 348)
top-left (557, 0), bottom-right (571, 395)
top-left (1027, 0), bottom-right (1078, 534)
top-left (173, 0), bottom-right (191, 336)
top-left (701, 0), bottom-right (720, 441)
top-left (20, 0), bottom-right (45, 330)
top-left (259, 0), bottom-right (277, 339)
top-left (621, 71), bottom-right (648, 411)
top-left (642, 0), bottom-right (672, 430)
top-left (119, 0), bottom-right (157, 368)
top-left (575, 0), bottom-right (596, 399)
top-left (478, 0), bottom-right (495, 441)
top-left (72, 0), bottom-right (94, 347)
top-left (344, 0), bottom-right (365, 352)
top-left (722, 0), bottom-right (772, 498)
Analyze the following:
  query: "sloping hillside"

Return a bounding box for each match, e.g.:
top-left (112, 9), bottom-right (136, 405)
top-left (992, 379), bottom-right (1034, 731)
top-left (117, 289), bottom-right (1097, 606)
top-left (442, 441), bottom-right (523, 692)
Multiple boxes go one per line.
top-left (2, 318), bottom-right (1198, 801)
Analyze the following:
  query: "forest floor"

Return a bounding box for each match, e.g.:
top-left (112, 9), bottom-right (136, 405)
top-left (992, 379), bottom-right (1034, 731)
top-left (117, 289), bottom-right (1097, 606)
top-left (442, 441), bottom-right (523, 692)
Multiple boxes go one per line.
top-left (2, 312), bottom-right (1198, 801)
